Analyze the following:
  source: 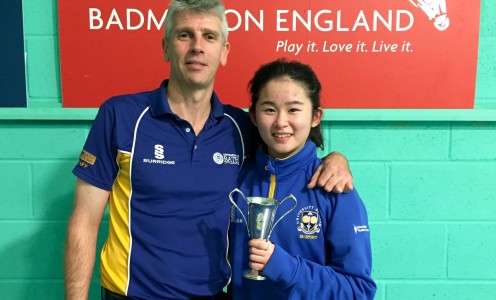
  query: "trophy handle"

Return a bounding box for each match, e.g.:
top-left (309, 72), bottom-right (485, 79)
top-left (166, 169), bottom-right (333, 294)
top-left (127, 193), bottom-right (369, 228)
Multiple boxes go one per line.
top-left (229, 188), bottom-right (250, 235)
top-left (268, 194), bottom-right (297, 239)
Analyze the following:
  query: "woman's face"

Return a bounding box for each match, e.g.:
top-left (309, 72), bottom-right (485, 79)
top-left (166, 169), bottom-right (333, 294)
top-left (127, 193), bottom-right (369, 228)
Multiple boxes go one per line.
top-left (251, 77), bottom-right (322, 159)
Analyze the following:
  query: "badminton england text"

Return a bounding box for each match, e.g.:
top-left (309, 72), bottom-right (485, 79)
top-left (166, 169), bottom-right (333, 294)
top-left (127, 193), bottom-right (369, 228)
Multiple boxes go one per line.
top-left (88, 9), bottom-right (415, 32)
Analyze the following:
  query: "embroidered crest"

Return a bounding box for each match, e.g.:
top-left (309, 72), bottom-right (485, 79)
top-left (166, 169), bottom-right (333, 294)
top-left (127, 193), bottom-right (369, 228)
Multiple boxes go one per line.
top-left (296, 206), bottom-right (321, 238)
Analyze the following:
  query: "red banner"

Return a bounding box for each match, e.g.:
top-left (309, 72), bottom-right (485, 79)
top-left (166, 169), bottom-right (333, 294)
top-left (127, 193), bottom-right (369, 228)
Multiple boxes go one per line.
top-left (59, 0), bottom-right (480, 108)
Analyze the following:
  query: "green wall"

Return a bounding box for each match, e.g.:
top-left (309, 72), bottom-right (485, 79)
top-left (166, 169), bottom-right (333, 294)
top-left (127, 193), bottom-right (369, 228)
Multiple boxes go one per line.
top-left (1, 1), bottom-right (495, 299)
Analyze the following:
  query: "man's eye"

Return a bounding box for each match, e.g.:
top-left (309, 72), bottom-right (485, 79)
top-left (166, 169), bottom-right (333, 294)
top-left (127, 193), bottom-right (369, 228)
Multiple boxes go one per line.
top-left (177, 33), bottom-right (190, 40)
top-left (206, 34), bottom-right (217, 41)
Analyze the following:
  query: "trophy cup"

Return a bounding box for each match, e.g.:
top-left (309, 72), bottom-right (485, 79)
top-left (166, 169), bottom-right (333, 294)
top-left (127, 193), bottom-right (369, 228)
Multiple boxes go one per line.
top-left (229, 188), bottom-right (297, 280)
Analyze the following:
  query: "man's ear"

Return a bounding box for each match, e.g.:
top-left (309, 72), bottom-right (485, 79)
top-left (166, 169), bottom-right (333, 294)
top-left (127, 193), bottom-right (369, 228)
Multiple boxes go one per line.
top-left (162, 38), bottom-right (170, 62)
top-left (220, 42), bottom-right (230, 66)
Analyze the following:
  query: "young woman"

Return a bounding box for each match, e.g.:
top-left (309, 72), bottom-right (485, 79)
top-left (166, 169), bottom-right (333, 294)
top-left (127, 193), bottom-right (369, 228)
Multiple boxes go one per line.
top-left (229, 58), bottom-right (376, 299)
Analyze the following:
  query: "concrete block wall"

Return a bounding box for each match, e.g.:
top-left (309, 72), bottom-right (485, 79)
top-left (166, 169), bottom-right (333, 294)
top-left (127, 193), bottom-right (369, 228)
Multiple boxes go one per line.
top-left (0, 121), bottom-right (108, 299)
top-left (326, 121), bottom-right (496, 299)
top-left (0, 0), bottom-right (495, 299)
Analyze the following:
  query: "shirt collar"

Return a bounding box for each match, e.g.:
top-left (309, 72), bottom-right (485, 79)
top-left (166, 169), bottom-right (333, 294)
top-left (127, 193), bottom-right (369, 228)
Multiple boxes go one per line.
top-left (149, 80), bottom-right (225, 119)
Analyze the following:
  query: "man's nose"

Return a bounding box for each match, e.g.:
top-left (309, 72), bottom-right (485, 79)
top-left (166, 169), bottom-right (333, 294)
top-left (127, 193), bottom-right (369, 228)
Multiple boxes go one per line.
top-left (190, 35), bottom-right (205, 54)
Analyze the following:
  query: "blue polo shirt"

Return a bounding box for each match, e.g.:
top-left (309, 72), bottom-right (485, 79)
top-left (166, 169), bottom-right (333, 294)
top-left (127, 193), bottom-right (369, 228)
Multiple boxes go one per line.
top-left (73, 80), bottom-right (257, 299)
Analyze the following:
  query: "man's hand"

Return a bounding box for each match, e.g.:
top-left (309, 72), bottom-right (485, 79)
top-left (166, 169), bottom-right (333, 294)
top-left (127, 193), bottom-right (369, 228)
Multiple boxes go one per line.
top-left (307, 151), bottom-right (353, 193)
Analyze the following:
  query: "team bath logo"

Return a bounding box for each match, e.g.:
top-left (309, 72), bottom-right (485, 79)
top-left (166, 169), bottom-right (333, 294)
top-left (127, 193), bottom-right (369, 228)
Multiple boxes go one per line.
top-left (296, 206), bottom-right (321, 235)
top-left (213, 152), bottom-right (240, 165)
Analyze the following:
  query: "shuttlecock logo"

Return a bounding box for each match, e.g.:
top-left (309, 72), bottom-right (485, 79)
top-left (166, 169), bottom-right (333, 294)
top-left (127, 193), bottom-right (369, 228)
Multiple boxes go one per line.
top-left (409, 0), bottom-right (450, 31)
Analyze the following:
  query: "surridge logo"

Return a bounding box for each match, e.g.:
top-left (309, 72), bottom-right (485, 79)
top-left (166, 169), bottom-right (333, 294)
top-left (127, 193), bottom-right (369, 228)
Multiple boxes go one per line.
top-left (154, 144), bottom-right (164, 159)
top-left (213, 152), bottom-right (239, 165)
top-left (230, 206), bottom-right (243, 224)
top-left (143, 144), bottom-right (175, 165)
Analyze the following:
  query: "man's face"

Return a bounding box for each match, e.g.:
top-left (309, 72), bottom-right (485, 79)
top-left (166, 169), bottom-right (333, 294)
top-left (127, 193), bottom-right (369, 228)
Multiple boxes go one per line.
top-left (163, 11), bottom-right (230, 90)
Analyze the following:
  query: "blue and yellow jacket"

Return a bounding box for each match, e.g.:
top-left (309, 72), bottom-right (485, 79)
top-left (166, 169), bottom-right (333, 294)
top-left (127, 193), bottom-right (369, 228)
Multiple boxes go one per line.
top-left (230, 141), bottom-right (376, 299)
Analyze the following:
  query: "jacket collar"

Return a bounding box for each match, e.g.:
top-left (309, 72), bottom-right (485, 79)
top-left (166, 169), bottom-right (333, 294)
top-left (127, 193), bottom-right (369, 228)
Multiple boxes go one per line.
top-left (255, 141), bottom-right (318, 179)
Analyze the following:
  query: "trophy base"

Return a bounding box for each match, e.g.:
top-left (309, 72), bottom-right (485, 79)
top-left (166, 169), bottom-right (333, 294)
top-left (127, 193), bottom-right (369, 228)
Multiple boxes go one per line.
top-left (243, 269), bottom-right (266, 280)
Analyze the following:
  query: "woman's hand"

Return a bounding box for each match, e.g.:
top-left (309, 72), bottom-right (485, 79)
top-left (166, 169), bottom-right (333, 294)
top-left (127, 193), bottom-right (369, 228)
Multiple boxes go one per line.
top-left (248, 239), bottom-right (274, 271)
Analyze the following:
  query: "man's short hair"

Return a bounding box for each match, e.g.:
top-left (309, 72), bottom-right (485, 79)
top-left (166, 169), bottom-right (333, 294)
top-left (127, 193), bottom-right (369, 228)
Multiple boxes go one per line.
top-left (164, 0), bottom-right (229, 43)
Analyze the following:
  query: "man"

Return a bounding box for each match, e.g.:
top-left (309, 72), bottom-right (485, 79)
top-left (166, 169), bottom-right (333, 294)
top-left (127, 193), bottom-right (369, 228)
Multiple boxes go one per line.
top-left (64, 0), bottom-right (353, 299)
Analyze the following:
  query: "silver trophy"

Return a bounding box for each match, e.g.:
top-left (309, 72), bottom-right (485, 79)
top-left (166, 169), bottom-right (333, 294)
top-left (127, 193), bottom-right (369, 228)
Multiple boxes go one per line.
top-left (229, 188), bottom-right (297, 280)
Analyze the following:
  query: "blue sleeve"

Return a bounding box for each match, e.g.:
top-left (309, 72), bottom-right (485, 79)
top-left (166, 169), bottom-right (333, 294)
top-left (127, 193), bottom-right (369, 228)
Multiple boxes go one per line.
top-left (72, 100), bottom-right (119, 191)
top-left (261, 188), bottom-right (376, 299)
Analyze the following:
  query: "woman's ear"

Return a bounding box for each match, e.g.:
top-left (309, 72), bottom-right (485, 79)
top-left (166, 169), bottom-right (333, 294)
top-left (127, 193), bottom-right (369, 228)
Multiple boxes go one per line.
top-left (312, 107), bottom-right (323, 127)
top-left (249, 109), bottom-right (257, 127)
